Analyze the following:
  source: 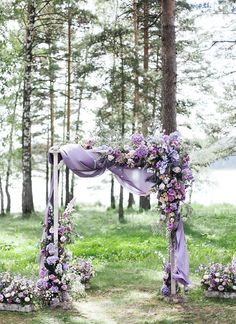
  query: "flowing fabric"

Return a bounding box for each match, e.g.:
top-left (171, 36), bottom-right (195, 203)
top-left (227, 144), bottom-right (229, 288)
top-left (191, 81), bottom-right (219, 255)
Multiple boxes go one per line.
top-left (44, 143), bottom-right (189, 286)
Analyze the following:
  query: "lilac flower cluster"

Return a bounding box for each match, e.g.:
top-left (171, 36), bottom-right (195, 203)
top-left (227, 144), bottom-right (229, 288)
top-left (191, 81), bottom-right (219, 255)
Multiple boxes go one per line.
top-left (107, 132), bottom-right (193, 230)
top-left (0, 273), bottom-right (38, 305)
top-left (70, 258), bottom-right (95, 285)
top-left (38, 201), bottom-right (95, 306)
top-left (38, 206), bottom-right (73, 306)
top-left (84, 132), bottom-right (193, 232)
top-left (200, 258), bottom-right (236, 293)
top-left (161, 263), bottom-right (171, 296)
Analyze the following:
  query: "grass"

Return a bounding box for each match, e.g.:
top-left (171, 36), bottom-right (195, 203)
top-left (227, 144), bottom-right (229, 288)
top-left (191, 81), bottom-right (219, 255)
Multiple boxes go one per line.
top-left (0, 204), bottom-right (236, 323)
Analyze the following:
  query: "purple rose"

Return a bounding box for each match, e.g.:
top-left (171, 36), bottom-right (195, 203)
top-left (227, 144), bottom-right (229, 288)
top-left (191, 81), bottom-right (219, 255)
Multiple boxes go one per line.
top-left (131, 133), bottom-right (144, 145)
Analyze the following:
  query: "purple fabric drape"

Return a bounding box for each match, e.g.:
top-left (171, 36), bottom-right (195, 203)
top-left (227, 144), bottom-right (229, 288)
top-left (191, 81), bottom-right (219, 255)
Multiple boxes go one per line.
top-left (45, 143), bottom-right (189, 286)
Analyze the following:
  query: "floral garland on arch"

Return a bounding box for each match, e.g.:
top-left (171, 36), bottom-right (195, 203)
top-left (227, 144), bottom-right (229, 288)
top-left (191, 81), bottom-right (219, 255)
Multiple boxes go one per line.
top-left (84, 131), bottom-right (193, 231)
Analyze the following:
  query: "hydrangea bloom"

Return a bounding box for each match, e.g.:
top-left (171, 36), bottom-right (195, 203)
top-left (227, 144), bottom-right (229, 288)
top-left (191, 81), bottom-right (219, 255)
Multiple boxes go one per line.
top-left (131, 133), bottom-right (144, 145)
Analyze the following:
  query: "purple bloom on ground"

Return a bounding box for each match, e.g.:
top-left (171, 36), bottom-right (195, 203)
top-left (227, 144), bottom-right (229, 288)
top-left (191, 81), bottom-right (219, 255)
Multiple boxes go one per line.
top-left (131, 133), bottom-right (144, 146)
top-left (161, 284), bottom-right (170, 296)
top-left (63, 263), bottom-right (69, 271)
top-left (47, 256), bottom-right (59, 265)
top-left (135, 145), bottom-right (149, 159)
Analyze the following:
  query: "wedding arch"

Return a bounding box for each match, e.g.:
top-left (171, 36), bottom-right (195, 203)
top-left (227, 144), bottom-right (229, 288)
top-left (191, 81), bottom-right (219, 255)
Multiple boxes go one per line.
top-left (39, 132), bottom-right (193, 303)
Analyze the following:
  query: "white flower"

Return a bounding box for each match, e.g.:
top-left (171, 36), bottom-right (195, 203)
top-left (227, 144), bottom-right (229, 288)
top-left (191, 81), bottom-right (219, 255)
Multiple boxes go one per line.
top-left (60, 236), bottom-right (66, 242)
top-left (215, 272), bottom-right (220, 277)
top-left (218, 285), bottom-right (224, 291)
top-left (215, 278), bottom-right (220, 283)
top-left (5, 293), bottom-right (11, 298)
top-left (173, 167), bottom-right (181, 173)
top-left (160, 214), bottom-right (166, 221)
top-left (233, 286), bottom-right (236, 290)
top-left (15, 298), bottom-right (21, 304)
top-left (159, 183), bottom-right (165, 190)
top-left (107, 154), bottom-right (114, 161)
top-left (203, 275), bottom-right (209, 280)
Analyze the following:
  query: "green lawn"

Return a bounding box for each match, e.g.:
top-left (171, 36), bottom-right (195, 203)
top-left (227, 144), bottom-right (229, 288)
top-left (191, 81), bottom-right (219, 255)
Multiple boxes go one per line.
top-left (0, 204), bottom-right (236, 323)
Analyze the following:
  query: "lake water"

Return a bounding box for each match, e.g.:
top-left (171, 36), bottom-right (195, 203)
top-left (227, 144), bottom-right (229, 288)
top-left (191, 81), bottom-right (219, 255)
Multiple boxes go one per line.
top-left (7, 167), bottom-right (236, 213)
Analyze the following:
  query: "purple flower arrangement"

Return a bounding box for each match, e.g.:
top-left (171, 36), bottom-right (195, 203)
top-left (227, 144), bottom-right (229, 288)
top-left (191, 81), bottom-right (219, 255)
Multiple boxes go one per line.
top-left (84, 131), bottom-right (193, 232)
top-left (0, 273), bottom-right (39, 306)
top-left (38, 200), bottom-right (94, 306)
top-left (200, 257), bottom-right (236, 293)
top-left (70, 258), bottom-right (95, 285)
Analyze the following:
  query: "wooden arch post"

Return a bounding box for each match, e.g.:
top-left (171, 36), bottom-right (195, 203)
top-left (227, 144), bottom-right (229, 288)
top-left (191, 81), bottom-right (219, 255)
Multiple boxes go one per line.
top-left (49, 145), bottom-right (63, 257)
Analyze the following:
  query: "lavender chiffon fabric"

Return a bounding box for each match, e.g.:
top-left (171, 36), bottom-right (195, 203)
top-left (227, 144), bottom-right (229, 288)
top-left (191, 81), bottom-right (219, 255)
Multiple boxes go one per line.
top-left (45, 143), bottom-right (189, 286)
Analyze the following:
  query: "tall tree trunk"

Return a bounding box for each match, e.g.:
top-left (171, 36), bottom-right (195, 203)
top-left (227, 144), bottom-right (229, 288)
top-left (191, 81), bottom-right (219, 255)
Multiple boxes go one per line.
top-left (128, 0), bottom-right (140, 209)
top-left (110, 174), bottom-right (116, 209)
top-left (0, 176), bottom-right (5, 216)
top-left (118, 31), bottom-right (125, 223)
top-left (151, 51), bottom-right (160, 133)
top-left (22, 0), bottom-right (35, 216)
top-left (140, 0), bottom-right (151, 210)
top-left (161, 0), bottom-right (177, 134)
top-left (161, 0), bottom-right (177, 297)
top-left (5, 80), bottom-right (20, 213)
top-left (46, 128), bottom-right (49, 203)
top-left (65, 14), bottom-right (72, 206)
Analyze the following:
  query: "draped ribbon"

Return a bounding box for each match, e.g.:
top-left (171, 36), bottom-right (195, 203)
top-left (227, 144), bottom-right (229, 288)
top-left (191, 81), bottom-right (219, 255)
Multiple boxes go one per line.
top-left (42, 143), bottom-right (189, 286)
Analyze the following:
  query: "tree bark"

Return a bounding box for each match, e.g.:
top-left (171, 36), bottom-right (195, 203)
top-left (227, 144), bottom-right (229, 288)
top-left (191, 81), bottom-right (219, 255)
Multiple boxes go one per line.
top-left (22, 0), bottom-right (35, 216)
top-left (110, 174), bottom-right (116, 209)
top-left (118, 185), bottom-right (124, 222)
top-left (0, 176), bottom-right (5, 216)
top-left (161, 0), bottom-right (177, 135)
top-left (161, 0), bottom-right (177, 296)
top-left (128, 0), bottom-right (139, 209)
top-left (118, 31), bottom-right (125, 222)
top-left (46, 128), bottom-right (49, 204)
top-left (65, 14), bottom-right (72, 207)
top-left (139, 0), bottom-right (151, 210)
top-left (5, 80), bottom-right (20, 213)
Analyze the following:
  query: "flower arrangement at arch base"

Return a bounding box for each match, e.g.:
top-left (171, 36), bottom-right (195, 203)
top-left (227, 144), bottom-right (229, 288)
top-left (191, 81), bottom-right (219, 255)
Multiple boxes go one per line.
top-left (199, 256), bottom-right (236, 299)
top-left (0, 200), bottom-right (94, 312)
top-left (37, 199), bottom-right (95, 308)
